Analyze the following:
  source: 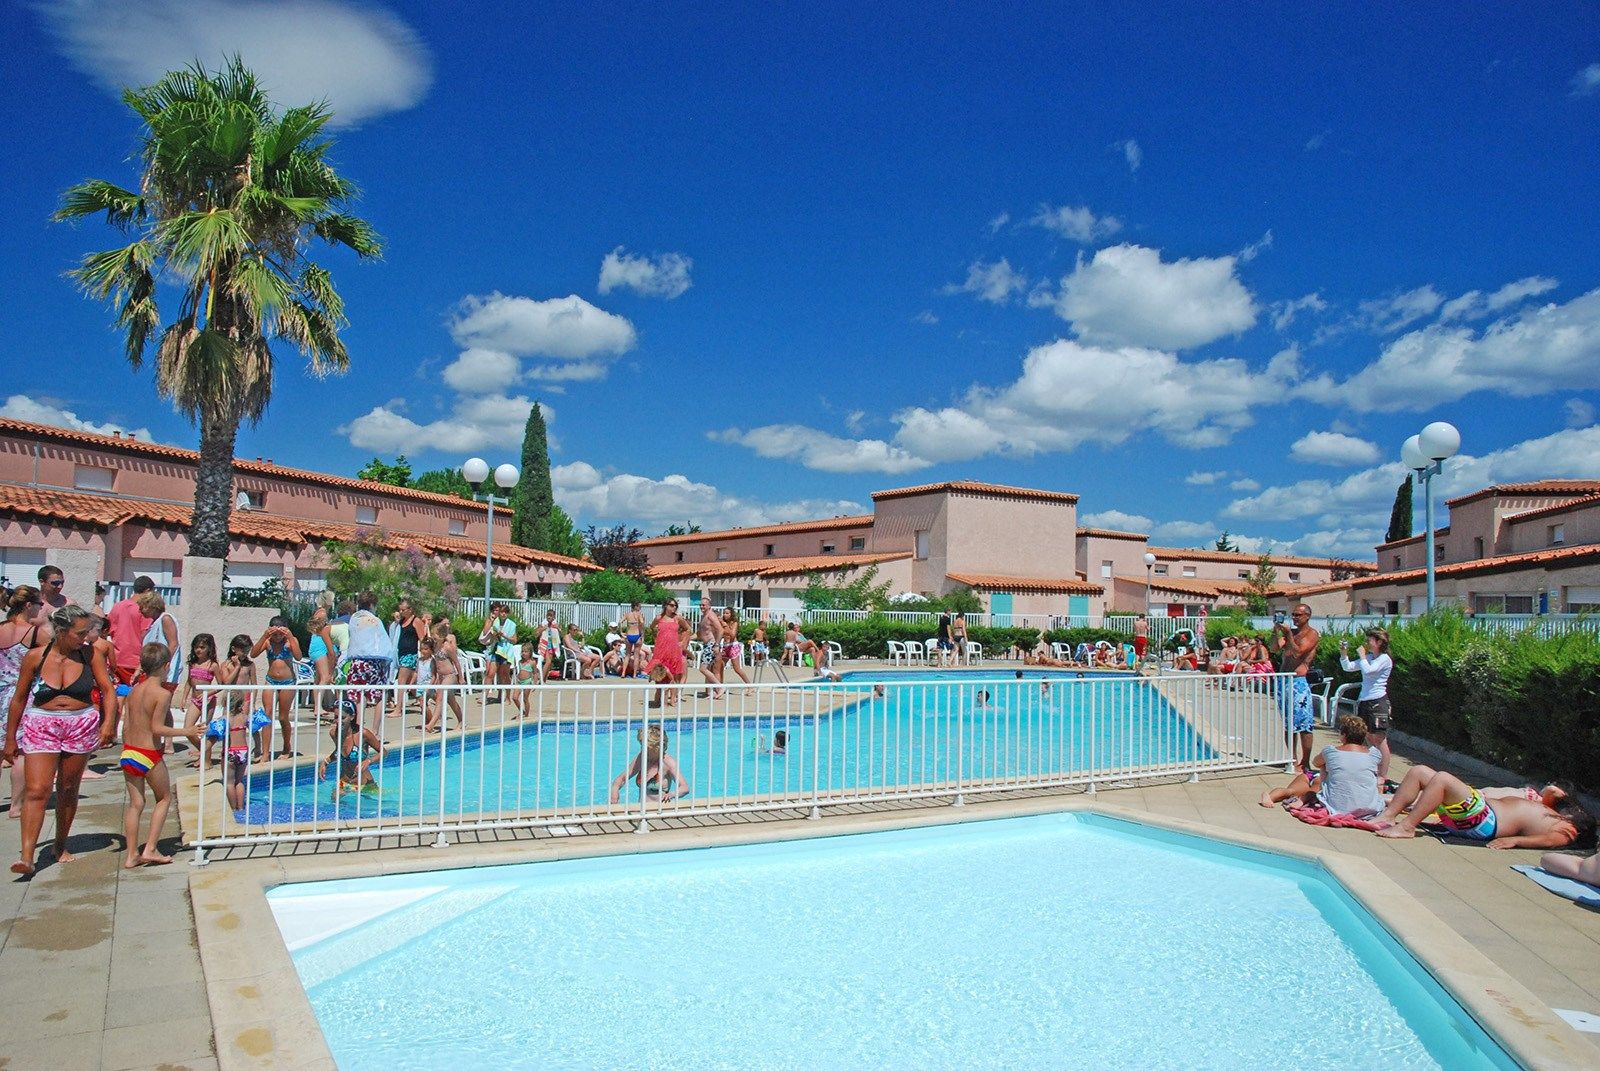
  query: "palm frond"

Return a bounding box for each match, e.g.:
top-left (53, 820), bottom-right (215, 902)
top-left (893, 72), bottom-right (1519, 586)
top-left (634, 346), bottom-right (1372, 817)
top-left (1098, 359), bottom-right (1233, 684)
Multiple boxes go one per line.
top-left (156, 209), bottom-right (251, 271)
top-left (226, 254), bottom-right (293, 322)
top-left (53, 180), bottom-right (146, 228)
top-left (297, 264), bottom-right (345, 324)
top-left (259, 104), bottom-right (333, 166)
top-left (311, 213), bottom-right (382, 258)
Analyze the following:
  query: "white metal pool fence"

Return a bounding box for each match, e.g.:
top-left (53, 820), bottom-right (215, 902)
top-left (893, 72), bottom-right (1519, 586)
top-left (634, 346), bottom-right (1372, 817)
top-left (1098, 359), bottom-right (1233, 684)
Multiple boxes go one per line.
top-left (185, 672), bottom-right (1298, 858)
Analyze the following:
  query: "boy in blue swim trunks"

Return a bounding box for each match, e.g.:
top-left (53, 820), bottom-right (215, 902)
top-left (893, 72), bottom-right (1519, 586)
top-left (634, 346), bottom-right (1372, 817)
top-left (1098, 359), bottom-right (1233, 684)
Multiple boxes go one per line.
top-left (1375, 767), bottom-right (1593, 848)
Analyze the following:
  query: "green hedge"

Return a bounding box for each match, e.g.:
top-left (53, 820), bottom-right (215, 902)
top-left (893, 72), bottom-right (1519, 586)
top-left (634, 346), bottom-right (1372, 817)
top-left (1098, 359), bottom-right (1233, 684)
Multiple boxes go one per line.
top-left (1311, 611), bottom-right (1600, 793)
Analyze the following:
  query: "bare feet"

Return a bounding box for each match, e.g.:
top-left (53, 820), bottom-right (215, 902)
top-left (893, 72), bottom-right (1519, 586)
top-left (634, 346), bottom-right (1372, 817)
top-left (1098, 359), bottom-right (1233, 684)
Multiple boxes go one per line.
top-left (11, 858), bottom-right (35, 877)
top-left (124, 857), bottom-right (143, 869)
top-left (1258, 790), bottom-right (1279, 808)
top-left (138, 850), bottom-right (173, 865)
top-left (54, 847), bottom-right (76, 863)
top-left (1375, 823), bottom-right (1415, 839)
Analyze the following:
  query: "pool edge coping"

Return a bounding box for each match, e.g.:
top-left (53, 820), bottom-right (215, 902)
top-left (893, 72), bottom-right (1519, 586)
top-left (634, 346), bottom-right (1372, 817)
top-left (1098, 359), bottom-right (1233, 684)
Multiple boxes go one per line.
top-left (190, 794), bottom-right (1598, 1071)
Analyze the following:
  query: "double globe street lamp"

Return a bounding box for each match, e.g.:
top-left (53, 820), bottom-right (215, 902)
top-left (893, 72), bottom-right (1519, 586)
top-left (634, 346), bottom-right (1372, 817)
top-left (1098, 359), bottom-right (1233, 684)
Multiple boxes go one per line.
top-left (461, 457), bottom-right (520, 604)
top-left (1400, 421), bottom-right (1461, 612)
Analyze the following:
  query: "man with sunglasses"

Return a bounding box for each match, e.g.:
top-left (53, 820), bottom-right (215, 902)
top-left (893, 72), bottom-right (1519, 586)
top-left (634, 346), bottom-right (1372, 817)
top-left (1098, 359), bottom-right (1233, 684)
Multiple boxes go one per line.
top-left (32, 566), bottom-right (71, 624)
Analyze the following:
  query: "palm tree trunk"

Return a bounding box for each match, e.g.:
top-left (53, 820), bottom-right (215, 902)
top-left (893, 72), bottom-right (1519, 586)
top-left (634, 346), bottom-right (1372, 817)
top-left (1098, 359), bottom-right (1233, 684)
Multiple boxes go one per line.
top-left (190, 411), bottom-right (240, 559)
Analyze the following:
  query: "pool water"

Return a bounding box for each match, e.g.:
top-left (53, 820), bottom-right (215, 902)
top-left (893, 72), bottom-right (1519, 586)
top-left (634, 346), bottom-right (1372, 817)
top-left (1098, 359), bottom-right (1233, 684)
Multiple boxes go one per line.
top-left (270, 813), bottom-right (1519, 1070)
top-left (242, 671), bottom-right (1211, 823)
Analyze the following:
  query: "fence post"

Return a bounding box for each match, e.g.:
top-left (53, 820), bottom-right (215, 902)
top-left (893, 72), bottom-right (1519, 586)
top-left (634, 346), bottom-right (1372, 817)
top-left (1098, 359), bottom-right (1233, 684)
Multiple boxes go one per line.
top-left (809, 686), bottom-right (822, 819)
top-left (190, 688), bottom-right (210, 866)
top-left (951, 682), bottom-right (965, 806)
top-left (432, 683), bottom-right (450, 848)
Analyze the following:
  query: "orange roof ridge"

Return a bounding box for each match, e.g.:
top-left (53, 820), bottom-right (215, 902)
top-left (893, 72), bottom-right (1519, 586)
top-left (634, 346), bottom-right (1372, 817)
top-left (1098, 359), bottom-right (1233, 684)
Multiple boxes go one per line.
top-left (1501, 494), bottom-right (1600, 526)
top-left (1444, 480), bottom-right (1600, 508)
top-left (0, 416), bottom-right (493, 514)
top-left (871, 480), bottom-right (1078, 504)
top-left (1076, 526), bottom-right (1148, 540)
top-left (1146, 545), bottom-right (1377, 570)
top-left (1351, 541), bottom-right (1600, 587)
top-left (647, 550), bottom-right (908, 581)
top-left (944, 571), bottom-right (1104, 595)
top-left (633, 514), bottom-right (874, 547)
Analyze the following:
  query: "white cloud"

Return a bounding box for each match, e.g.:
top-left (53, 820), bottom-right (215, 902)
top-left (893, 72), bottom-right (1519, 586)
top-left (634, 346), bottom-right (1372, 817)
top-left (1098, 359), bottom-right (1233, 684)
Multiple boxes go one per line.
top-left (0, 393), bottom-right (153, 440)
top-left (1230, 478), bottom-right (1261, 491)
top-left (1355, 285), bottom-right (1444, 334)
top-left (1185, 470), bottom-right (1227, 486)
top-left (1304, 129), bottom-right (1330, 152)
top-left (341, 397), bottom-right (553, 455)
top-left (1224, 425), bottom-right (1600, 527)
top-left (1043, 244), bottom-right (1258, 350)
top-left (1290, 430), bottom-right (1380, 467)
top-left (1566, 398), bottom-right (1596, 428)
top-left (1029, 204), bottom-right (1122, 244)
top-left (987, 212), bottom-right (1010, 234)
top-left (1438, 275), bottom-right (1558, 322)
top-left (451, 292), bottom-right (636, 361)
top-left (1237, 230), bottom-right (1273, 264)
top-left (1152, 520), bottom-right (1215, 543)
top-left (946, 258), bottom-right (1028, 304)
top-left (1571, 63), bottom-right (1600, 98)
top-left (1340, 288), bottom-right (1600, 411)
top-left (596, 247), bottom-right (693, 299)
top-left (1271, 292), bottom-right (1327, 330)
top-left (1284, 528), bottom-right (1385, 559)
top-left (709, 426), bottom-right (929, 475)
top-left (1081, 509), bottom-right (1152, 532)
top-left (553, 461), bottom-right (864, 531)
top-left (1115, 138), bottom-right (1142, 172)
top-left (912, 309), bottom-right (939, 325)
top-left (441, 348), bottom-right (520, 394)
top-left (37, 0), bottom-right (431, 127)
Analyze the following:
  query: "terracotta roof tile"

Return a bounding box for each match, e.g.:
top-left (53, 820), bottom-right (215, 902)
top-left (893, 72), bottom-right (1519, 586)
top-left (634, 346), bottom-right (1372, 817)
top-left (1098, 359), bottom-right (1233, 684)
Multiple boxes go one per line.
top-left (1444, 480), bottom-right (1600, 508)
top-left (871, 480), bottom-right (1078, 504)
top-left (1117, 574), bottom-right (1257, 599)
top-left (1147, 545), bottom-right (1377, 571)
top-left (634, 514), bottom-right (874, 548)
top-left (0, 416), bottom-right (492, 515)
top-left (945, 572), bottom-right (1104, 595)
top-left (648, 551), bottom-right (909, 582)
top-left (1502, 494), bottom-right (1600, 526)
top-left (1351, 542), bottom-right (1600, 588)
top-left (1075, 527), bottom-right (1148, 541)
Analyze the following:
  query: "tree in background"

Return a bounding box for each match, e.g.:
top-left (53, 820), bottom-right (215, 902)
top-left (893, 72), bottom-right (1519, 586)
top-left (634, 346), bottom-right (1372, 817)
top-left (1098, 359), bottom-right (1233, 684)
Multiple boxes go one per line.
top-left (659, 523), bottom-right (701, 537)
top-left (586, 525), bottom-right (649, 577)
top-left (56, 57), bottom-right (381, 557)
top-left (1214, 531), bottom-right (1239, 552)
top-left (798, 565), bottom-right (892, 611)
top-left (547, 504), bottom-right (586, 558)
top-left (1328, 558), bottom-right (1360, 582)
top-left (1243, 554), bottom-right (1278, 615)
top-left (567, 568), bottom-right (670, 605)
top-left (357, 455), bottom-right (412, 486)
top-left (928, 586), bottom-right (984, 614)
top-left (1386, 477), bottom-right (1414, 544)
top-left (412, 467), bottom-right (473, 499)
top-left (511, 404), bottom-right (554, 549)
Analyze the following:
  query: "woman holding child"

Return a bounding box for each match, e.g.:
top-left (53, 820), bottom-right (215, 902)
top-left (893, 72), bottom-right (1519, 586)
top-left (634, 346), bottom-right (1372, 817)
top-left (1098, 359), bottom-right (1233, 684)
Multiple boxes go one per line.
top-left (2, 605), bottom-right (114, 877)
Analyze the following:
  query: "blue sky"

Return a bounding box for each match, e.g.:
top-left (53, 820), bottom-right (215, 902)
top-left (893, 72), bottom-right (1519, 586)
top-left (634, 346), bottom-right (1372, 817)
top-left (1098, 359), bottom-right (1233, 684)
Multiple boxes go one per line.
top-left (3, 1), bottom-right (1599, 558)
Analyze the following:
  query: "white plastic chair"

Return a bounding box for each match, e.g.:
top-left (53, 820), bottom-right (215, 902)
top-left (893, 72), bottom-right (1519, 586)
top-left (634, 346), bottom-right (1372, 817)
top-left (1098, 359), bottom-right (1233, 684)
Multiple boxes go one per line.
top-left (826, 641), bottom-right (844, 666)
top-left (887, 640), bottom-right (907, 665)
top-left (965, 641), bottom-right (984, 663)
top-left (460, 650), bottom-right (487, 686)
top-left (1051, 642), bottom-right (1071, 661)
top-left (905, 639), bottom-right (925, 664)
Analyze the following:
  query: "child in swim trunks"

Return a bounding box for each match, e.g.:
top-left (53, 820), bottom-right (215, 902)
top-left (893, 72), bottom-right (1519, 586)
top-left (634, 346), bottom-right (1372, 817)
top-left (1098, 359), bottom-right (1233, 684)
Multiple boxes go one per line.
top-left (1375, 766), bottom-right (1595, 848)
top-left (116, 643), bottom-right (204, 868)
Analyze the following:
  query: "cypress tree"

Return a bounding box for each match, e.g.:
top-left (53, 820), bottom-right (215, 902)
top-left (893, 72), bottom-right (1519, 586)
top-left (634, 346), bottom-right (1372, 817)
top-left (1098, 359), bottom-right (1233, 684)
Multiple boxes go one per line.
top-left (1385, 477), bottom-right (1414, 544)
top-left (511, 403), bottom-right (554, 549)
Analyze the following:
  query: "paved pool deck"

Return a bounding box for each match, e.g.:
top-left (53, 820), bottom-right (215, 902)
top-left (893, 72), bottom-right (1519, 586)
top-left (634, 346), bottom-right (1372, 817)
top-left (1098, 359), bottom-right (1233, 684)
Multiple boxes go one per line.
top-left (3, 677), bottom-right (1600, 1068)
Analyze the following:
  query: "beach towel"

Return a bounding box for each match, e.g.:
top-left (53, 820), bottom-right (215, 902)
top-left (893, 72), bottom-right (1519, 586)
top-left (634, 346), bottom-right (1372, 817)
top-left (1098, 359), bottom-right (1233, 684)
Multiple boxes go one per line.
top-left (1286, 805), bottom-right (1383, 831)
top-left (1511, 864), bottom-right (1600, 909)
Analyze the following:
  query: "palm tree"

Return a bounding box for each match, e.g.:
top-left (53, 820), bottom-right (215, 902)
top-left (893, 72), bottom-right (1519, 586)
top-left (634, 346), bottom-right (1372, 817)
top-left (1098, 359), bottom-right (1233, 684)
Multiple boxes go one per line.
top-left (55, 57), bottom-right (381, 558)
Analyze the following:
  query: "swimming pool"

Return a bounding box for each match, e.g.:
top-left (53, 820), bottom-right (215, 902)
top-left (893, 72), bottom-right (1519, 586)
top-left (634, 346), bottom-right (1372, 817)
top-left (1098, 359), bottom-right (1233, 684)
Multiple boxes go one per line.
top-left (237, 671), bottom-right (1217, 824)
top-left (269, 812), bottom-right (1521, 1070)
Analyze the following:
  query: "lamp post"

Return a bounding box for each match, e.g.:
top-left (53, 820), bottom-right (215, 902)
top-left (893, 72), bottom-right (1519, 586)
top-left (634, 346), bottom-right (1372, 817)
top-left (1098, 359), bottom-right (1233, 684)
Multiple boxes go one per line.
top-left (461, 457), bottom-right (520, 605)
top-left (1400, 421), bottom-right (1461, 613)
top-left (1143, 552), bottom-right (1156, 621)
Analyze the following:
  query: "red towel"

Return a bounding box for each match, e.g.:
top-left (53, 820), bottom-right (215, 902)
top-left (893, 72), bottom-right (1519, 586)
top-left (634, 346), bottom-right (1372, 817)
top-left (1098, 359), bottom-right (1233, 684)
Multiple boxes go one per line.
top-left (1286, 805), bottom-right (1383, 831)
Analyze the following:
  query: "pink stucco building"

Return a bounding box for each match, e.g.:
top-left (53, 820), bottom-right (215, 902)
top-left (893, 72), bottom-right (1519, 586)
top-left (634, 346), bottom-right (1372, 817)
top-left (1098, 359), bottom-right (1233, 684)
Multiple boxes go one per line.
top-left (0, 417), bottom-right (595, 595)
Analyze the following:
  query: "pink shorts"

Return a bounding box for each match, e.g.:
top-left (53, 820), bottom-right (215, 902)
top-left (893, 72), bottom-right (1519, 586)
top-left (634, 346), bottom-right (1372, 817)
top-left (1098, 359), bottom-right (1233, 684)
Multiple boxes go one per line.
top-left (17, 706), bottom-right (102, 755)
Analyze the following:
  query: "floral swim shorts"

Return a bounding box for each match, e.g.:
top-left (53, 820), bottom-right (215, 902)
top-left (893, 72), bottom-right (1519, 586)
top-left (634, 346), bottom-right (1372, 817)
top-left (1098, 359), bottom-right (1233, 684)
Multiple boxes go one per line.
top-left (18, 706), bottom-right (102, 754)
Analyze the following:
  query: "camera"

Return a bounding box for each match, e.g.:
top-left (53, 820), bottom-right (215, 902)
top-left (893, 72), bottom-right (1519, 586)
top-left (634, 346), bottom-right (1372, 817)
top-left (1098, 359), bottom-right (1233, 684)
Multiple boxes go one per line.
top-left (1272, 611), bottom-right (1286, 625)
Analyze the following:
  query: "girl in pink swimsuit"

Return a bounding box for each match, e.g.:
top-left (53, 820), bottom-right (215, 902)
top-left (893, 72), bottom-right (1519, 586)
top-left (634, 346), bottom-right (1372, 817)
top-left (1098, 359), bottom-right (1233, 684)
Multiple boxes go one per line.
top-left (645, 599), bottom-right (687, 708)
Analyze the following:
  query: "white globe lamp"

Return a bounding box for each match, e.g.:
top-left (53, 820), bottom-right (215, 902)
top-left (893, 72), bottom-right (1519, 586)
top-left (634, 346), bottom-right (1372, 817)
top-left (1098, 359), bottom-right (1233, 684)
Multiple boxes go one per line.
top-left (461, 457), bottom-right (490, 488)
top-left (1400, 436), bottom-right (1427, 472)
top-left (494, 463), bottom-right (520, 490)
top-left (1419, 421), bottom-right (1461, 462)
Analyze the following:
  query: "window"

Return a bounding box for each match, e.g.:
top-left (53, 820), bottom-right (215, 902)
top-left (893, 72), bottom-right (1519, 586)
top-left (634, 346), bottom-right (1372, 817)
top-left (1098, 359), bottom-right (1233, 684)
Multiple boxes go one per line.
top-left (675, 551), bottom-right (685, 563)
top-left (1473, 537), bottom-right (1485, 559)
top-left (124, 557), bottom-right (177, 586)
top-left (448, 518), bottom-right (467, 536)
top-left (1099, 560), bottom-right (1113, 579)
top-left (1287, 571), bottom-right (1300, 582)
top-left (355, 505), bottom-right (378, 525)
top-left (1238, 570), bottom-right (1249, 579)
top-left (236, 488), bottom-right (266, 510)
top-left (293, 568), bottom-right (328, 592)
top-left (73, 465), bottom-right (114, 491)
top-left (1550, 524), bottom-right (1565, 545)
top-left (1181, 566), bottom-right (1196, 578)
top-left (821, 541), bottom-right (836, 554)
top-left (224, 562), bottom-right (283, 591)
top-left (1565, 586), bottom-right (1600, 613)
top-left (1473, 594), bottom-right (1535, 615)
top-left (1435, 544), bottom-right (1445, 562)
top-left (914, 530), bottom-right (929, 560)
top-left (1153, 564), bottom-right (1169, 576)
top-left (764, 543), bottom-right (775, 557)
top-left (849, 536), bottom-right (866, 551)
top-left (0, 547), bottom-right (45, 589)
top-left (1393, 555), bottom-right (1402, 569)
top-left (716, 548), bottom-right (729, 561)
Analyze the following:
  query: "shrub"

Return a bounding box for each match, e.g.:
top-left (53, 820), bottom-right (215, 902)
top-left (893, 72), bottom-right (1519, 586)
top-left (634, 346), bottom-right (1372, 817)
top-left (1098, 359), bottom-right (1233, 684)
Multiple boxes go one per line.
top-left (567, 568), bottom-right (669, 605)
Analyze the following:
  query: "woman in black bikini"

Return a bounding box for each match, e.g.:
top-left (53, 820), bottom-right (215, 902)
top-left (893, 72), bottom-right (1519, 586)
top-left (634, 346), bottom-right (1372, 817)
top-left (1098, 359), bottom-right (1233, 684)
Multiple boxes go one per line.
top-left (2, 605), bottom-right (114, 877)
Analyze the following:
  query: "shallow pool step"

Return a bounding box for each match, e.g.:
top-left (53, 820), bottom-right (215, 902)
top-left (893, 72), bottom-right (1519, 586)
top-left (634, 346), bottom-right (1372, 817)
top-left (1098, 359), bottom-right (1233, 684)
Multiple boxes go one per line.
top-left (290, 882), bottom-right (517, 991)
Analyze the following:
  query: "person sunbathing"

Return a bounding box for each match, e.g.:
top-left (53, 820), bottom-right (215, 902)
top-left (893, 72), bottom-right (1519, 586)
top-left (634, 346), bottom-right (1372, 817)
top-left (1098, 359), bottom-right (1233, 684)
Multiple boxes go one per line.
top-left (1258, 715), bottom-right (1383, 817)
top-left (1374, 767), bottom-right (1594, 847)
top-left (1539, 850), bottom-right (1600, 887)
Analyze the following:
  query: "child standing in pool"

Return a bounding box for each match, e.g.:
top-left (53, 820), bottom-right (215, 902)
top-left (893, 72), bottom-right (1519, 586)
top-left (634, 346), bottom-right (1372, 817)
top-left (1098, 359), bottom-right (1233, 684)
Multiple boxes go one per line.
top-left (116, 643), bottom-right (204, 867)
top-left (318, 701), bottom-right (385, 798)
top-left (250, 617), bottom-right (302, 760)
top-left (609, 724), bottom-right (685, 803)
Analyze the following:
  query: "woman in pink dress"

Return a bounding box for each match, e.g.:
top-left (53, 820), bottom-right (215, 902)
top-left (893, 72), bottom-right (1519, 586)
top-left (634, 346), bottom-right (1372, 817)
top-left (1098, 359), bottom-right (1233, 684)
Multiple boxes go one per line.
top-left (645, 599), bottom-right (687, 708)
